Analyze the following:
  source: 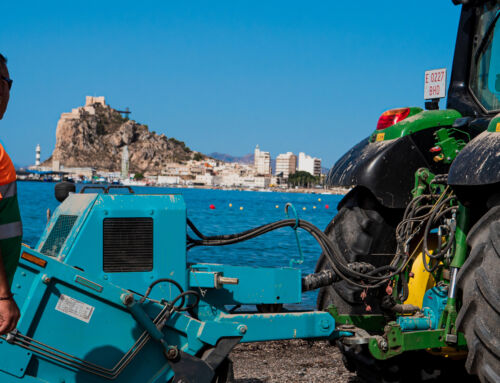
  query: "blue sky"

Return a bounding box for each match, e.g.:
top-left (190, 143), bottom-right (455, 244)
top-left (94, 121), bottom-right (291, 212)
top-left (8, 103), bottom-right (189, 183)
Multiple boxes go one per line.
top-left (1, 1), bottom-right (461, 168)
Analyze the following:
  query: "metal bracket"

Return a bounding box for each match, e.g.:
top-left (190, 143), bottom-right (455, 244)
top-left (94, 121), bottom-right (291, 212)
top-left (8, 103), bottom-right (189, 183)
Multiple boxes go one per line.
top-left (337, 325), bottom-right (371, 345)
top-left (168, 337), bottom-right (242, 383)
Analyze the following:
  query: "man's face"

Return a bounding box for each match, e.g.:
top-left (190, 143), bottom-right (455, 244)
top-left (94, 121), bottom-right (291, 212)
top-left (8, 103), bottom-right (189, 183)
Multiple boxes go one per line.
top-left (0, 62), bottom-right (10, 120)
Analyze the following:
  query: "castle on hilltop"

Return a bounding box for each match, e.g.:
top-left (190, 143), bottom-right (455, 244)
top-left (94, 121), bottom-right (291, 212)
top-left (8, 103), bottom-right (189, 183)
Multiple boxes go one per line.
top-left (85, 96), bottom-right (106, 106)
top-left (60, 96), bottom-right (107, 120)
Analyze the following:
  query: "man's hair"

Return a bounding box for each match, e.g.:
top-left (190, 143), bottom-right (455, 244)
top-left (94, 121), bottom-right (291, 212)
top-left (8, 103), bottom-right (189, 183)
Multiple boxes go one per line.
top-left (0, 54), bottom-right (6, 64)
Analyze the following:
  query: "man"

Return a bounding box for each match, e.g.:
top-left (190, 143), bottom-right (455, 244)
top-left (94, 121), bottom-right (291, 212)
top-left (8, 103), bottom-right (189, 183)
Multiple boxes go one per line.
top-left (0, 53), bottom-right (21, 335)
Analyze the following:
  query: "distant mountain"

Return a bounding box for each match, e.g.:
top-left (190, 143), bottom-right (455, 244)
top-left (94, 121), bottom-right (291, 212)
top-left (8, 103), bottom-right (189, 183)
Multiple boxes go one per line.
top-left (209, 152), bottom-right (254, 164)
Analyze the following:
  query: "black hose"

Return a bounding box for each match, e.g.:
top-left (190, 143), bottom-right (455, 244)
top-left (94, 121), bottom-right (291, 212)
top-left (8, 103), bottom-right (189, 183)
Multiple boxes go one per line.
top-left (140, 278), bottom-right (185, 307)
top-left (187, 217), bottom-right (406, 289)
top-left (169, 290), bottom-right (201, 312)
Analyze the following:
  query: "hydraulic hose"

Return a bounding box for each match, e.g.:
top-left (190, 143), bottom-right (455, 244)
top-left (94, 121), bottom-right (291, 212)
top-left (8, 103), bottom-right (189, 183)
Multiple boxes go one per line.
top-left (187, 217), bottom-right (405, 289)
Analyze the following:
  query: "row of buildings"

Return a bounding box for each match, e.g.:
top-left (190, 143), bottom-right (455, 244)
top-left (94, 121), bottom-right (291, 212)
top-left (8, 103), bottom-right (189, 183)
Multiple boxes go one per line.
top-left (254, 145), bottom-right (321, 178)
top-left (25, 144), bottom-right (323, 189)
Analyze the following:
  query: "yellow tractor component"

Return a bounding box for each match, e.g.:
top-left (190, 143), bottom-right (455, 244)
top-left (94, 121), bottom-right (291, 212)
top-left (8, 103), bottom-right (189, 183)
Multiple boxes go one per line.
top-left (405, 251), bottom-right (436, 307)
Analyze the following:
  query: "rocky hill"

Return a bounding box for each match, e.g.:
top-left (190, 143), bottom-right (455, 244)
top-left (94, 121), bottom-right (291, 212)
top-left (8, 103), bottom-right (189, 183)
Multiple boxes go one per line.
top-left (43, 96), bottom-right (200, 174)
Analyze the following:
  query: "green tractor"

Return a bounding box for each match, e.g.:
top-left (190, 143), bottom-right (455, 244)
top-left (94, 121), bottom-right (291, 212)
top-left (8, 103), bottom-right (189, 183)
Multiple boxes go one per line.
top-left (317, 1), bottom-right (500, 382)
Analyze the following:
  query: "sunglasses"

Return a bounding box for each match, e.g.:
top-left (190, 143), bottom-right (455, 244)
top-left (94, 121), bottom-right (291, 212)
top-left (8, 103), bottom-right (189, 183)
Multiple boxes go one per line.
top-left (1, 76), bottom-right (12, 90)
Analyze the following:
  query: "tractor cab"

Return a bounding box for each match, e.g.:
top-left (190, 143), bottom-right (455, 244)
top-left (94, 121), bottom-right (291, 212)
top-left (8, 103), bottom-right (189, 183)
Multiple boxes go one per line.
top-left (448, 0), bottom-right (500, 118)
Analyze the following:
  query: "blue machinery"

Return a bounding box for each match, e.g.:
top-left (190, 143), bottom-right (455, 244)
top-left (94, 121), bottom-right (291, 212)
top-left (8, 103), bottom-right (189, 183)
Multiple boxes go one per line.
top-left (0, 192), bottom-right (348, 383)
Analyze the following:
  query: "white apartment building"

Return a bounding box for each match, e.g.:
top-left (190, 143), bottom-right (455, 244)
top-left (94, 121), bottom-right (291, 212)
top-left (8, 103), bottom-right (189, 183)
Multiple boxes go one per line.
top-left (275, 152), bottom-right (297, 178)
top-left (254, 145), bottom-right (271, 175)
top-left (157, 175), bottom-right (182, 185)
top-left (298, 152), bottom-right (321, 176)
top-left (194, 174), bottom-right (222, 186)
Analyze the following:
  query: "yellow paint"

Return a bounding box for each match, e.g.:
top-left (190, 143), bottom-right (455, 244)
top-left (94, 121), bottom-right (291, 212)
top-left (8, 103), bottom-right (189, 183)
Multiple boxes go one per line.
top-left (275, 205), bottom-right (279, 208)
top-left (376, 132), bottom-right (385, 141)
top-left (496, 122), bottom-right (500, 132)
top-left (313, 206), bottom-right (316, 209)
top-left (318, 198), bottom-right (321, 202)
top-left (229, 203), bottom-right (232, 207)
top-left (239, 206), bottom-right (244, 210)
top-left (302, 207), bottom-right (306, 210)
top-left (405, 251), bottom-right (436, 307)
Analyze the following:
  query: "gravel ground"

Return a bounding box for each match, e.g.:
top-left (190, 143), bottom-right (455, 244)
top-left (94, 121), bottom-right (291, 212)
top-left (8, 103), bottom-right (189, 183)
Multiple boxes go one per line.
top-left (230, 339), bottom-right (361, 383)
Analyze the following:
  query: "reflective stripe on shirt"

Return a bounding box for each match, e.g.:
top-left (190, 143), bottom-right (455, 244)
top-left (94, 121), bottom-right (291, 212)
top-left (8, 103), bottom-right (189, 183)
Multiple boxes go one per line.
top-left (0, 221), bottom-right (22, 240)
top-left (0, 181), bottom-right (16, 199)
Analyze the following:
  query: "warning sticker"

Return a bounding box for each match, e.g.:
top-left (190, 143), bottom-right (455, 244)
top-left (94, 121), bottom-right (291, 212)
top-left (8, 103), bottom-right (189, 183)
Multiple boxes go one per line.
top-left (55, 294), bottom-right (94, 323)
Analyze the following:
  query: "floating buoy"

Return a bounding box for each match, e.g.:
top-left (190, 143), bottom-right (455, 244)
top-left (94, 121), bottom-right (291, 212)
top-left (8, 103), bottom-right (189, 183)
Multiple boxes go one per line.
top-left (325, 204), bottom-right (329, 209)
top-left (275, 205), bottom-right (279, 209)
top-left (318, 198), bottom-right (321, 202)
top-left (229, 203), bottom-right (232, 207)
top-left (240, 206), bottom-right (244, 210)
top-left (209, 204), bottom-right (216, 210)
top-left (302, 207), bottom-right (306, 211)
top-left (313, 206), bottom-right (316, 209)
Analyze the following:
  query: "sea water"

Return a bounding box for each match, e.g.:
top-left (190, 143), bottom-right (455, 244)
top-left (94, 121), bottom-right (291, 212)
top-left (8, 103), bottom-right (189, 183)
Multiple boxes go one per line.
top-left (18, 182), bottom-right (343, 308)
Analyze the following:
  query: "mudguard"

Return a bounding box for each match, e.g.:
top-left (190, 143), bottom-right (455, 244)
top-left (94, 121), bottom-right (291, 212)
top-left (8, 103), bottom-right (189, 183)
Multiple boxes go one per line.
top-left (327, 128), bottom-right (450, 209)
top-left (448, 131), bottom-right (500, 186)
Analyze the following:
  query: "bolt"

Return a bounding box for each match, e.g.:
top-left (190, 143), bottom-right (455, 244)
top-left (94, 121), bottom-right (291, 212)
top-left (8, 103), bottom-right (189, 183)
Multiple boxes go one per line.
top-left (120, 293), bottom-right (134, 306)
top-left (41, 275), bottom-right (51, 284)
top-left (379, 339), bottom-right (388, 351)
top-left (165, 346), bottom-right (179, 360)
top-left (237, 325), bottom-right (247, 334)
top-left (320, 319), bottom-right (330, 330)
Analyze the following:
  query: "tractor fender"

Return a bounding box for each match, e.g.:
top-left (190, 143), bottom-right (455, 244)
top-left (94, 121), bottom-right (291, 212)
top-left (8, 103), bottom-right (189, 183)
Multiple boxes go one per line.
top-left (326, 135), bottom-right (431, 209)
top-left (448, 131), bottom-right (500, 186)
top-left (327, 124), bottom-right (454, 209)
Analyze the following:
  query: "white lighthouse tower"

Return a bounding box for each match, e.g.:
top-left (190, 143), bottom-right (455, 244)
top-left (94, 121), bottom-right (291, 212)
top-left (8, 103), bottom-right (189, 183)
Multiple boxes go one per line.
top-left (35, 144), bottom-right (41, 166)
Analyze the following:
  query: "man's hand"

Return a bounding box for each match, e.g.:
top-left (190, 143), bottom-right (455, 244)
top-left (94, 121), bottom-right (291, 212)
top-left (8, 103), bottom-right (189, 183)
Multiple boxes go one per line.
top-left (0, 298), bottom-right (20, 335)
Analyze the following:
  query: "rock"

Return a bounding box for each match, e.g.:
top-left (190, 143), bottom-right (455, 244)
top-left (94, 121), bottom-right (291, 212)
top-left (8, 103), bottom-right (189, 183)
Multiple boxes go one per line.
top-left (43, 98), bottom-right (197, 174)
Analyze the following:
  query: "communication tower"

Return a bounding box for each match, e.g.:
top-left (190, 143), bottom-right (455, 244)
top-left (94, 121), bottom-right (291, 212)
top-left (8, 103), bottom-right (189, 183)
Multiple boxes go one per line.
top-left (121, 145), bottom-right (129, 179)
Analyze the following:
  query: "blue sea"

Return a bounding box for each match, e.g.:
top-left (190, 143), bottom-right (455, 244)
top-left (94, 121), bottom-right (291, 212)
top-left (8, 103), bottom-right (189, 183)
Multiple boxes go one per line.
top-left (18, 182), bottom-right (343, 308)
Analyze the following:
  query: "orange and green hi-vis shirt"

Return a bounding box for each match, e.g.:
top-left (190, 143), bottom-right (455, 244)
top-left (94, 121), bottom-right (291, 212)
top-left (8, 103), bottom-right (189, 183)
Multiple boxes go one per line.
top-left (0, 141), bottom-right (22, 287)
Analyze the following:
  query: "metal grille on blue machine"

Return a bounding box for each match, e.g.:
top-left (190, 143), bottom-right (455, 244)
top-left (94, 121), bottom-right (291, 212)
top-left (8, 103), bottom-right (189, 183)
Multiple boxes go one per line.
top-left (40, 214), bottom-right (78, 257)
top-left (103, 217), bottom-right (153, 272)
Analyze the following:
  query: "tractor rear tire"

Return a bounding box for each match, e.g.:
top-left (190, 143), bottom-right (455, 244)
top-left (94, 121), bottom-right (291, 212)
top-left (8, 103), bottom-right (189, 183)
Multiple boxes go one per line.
top-left (316, 186), bottom-right (401, 315)
top-left (456, 205), bottom-right (500, 383)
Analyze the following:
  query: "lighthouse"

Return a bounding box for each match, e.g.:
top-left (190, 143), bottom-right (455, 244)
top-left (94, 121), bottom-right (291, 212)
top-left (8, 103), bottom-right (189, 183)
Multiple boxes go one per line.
top-left (35, 144), bottom-right (41, 166)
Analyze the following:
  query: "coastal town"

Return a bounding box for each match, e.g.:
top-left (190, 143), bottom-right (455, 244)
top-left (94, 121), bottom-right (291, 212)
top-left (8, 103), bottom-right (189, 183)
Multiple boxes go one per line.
top-left (19, 96), bottom-right (347, 194)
